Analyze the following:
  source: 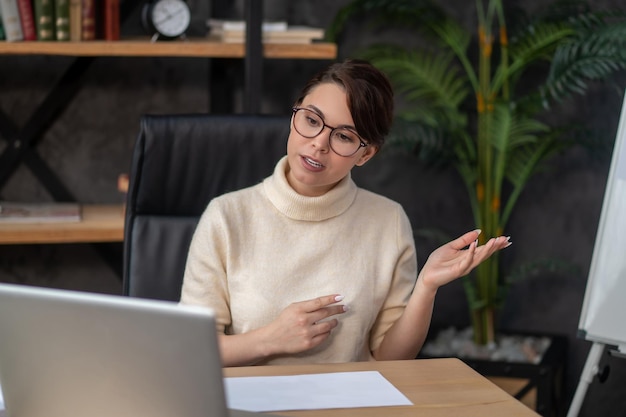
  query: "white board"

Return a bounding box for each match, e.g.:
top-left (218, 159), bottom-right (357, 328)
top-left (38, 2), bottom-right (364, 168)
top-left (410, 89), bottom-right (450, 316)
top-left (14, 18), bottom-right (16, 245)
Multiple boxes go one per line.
top-left (578, 91), bottom-right (626, 349)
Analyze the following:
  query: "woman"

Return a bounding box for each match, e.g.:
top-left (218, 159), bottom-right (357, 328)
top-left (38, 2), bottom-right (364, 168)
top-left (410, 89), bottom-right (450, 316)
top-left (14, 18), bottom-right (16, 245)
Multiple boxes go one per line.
top-left (181, 59), bottom-right (510, 367)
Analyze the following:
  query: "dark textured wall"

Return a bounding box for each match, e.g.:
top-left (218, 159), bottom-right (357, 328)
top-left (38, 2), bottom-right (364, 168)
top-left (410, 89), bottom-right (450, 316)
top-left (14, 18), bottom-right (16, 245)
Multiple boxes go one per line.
top-left (1, 1), bottom-right (626, 416)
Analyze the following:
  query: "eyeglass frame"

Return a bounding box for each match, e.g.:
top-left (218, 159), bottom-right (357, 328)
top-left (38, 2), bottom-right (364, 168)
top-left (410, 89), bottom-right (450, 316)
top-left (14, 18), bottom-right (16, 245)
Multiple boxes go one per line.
top-left (291, 107), bottom-right (369, 157)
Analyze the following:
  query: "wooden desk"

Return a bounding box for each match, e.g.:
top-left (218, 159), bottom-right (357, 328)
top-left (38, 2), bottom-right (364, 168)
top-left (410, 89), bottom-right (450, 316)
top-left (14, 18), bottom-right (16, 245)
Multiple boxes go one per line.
top-left (0, 204), bottom-right (124, 244)
top-left (223, 359), bottom-right (539, 417)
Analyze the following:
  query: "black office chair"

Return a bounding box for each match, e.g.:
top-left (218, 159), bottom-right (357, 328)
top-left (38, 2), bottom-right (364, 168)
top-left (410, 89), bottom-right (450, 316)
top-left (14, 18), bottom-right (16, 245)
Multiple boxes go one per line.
top-left (122, 114), bottom-right (290, 301)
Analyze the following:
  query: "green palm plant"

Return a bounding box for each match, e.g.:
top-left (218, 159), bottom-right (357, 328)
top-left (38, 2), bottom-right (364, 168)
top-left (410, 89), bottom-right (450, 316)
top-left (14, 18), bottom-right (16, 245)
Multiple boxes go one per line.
top-left (328, 0), bottom-right (626, 345)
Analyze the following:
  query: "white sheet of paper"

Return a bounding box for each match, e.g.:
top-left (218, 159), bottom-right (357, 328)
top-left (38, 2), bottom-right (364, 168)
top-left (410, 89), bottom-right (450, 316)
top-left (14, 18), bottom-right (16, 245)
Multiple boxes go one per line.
top-left (224, 370), bottom-right (413, 412)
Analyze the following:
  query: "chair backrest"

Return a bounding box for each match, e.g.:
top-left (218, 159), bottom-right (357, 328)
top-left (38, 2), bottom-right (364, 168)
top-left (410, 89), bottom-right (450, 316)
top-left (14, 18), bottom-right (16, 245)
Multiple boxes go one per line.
top-left (123, 114), bottom-right (290, 301)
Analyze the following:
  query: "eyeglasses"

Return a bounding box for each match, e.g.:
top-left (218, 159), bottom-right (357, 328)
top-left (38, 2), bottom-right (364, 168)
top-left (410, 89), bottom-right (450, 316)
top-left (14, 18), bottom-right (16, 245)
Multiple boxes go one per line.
top-left (291, 107), bottom-right (368, 157)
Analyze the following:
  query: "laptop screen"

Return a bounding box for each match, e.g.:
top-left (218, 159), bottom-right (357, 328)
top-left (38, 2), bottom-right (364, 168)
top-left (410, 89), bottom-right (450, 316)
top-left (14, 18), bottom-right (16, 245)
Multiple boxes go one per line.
top-left (0, 283), bottom-right (229, 417)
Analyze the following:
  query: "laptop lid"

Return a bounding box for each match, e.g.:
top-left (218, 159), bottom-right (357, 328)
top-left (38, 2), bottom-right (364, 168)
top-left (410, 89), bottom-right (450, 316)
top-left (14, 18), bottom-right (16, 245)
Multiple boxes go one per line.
top-left (0, 283), bottom-right (230, 417)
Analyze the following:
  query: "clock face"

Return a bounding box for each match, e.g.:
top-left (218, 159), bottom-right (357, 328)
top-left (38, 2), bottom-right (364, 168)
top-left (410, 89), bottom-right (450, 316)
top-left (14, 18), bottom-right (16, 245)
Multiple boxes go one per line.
top-left (150, 0), bottom-right (191, 38)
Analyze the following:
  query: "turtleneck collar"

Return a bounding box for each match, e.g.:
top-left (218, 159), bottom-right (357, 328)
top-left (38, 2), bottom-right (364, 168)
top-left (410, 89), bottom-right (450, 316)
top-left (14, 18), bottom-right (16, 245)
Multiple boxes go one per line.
top-left (263, 156), bottom-right (358, 221)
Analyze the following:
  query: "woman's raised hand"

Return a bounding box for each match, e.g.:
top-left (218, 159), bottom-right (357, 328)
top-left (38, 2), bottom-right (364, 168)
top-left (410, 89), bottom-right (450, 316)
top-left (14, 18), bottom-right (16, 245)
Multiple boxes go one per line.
top-left (418, 230), bottom-right (511, 292)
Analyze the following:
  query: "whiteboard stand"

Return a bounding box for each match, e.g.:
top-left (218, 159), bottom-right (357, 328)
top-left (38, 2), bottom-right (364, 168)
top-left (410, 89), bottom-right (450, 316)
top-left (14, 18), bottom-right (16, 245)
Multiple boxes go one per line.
top-left (566, 342), bottom-right (606, 417)
top-left (568, 90), bottom-right (626, 417)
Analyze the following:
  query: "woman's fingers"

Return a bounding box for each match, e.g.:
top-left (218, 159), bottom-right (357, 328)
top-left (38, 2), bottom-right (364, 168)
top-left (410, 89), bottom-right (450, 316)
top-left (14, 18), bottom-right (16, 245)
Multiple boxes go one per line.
top-left (303, 294), bottom-right (346, 313)
top-left (468, 236), bottom-right (512, 268)
top-left (448, 229), bottom-right (482, 251)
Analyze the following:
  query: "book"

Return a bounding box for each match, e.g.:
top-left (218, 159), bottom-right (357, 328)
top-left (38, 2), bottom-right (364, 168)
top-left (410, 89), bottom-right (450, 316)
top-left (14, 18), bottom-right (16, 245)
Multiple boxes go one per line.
top-left (69, 0), bottom-right (81, 40)
top-left (55, 0), bottom-right (70, 40)
top-left (209, 26), bottom-right (325, 44)
top-left (0, 0), bottom-right (24, 41)
top-left (33, 0), bottom-right (55, 40)
top-left (80, 0), bottom-right (95, 40)
top-left (206, 18), bottom-right (288, 33)
top-left (16, 0), bottom-right (36, 40)
top-left (0, 5), bottom-right (5, 40)
top-left (0, 202), bottom-right (81, 223)
top-left (103, 0), bottom-right (119, 40)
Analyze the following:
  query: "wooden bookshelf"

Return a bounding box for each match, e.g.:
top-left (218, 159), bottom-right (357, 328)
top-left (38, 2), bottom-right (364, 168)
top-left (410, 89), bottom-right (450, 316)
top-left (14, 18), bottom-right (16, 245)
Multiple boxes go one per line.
top-left (0, 3), bottom-right (334, 263)
top-left (0, 38), bottom-right (337, 59)
top-left (0, 35), bottom-right (336, 249)
top-left (0, 204), bottom-right (125, 244)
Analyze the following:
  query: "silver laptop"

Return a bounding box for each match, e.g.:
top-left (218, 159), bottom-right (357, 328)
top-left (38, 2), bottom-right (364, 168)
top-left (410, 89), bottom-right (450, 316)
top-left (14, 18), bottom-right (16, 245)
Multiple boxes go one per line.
top-left (0, 283), bottom-right (268, 417)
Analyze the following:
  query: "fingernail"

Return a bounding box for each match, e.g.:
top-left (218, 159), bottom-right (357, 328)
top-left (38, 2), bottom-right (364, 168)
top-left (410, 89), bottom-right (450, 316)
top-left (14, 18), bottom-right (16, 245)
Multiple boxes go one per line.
top-left (335, 295), bottom-right (344, 302)
top-left (342, 305), bottom-right (350, 312)
top-left (475, 229), bottom-right (482, 236)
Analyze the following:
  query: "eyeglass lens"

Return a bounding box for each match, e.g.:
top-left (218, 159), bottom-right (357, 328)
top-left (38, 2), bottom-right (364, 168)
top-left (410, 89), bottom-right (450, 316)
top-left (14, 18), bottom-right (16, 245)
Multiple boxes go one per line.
top-left (293, 108), bottom-right (364, 157)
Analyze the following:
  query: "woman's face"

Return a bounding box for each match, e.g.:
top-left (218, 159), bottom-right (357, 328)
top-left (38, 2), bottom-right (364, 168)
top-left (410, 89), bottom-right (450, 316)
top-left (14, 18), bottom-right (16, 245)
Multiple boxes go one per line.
top-left (286, 83), bottom-right (377, 197)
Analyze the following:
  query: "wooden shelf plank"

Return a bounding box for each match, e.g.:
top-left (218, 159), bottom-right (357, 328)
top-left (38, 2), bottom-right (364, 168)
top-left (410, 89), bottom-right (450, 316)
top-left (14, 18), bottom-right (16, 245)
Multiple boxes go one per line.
top-left (0, 204), bottom-right (125, 244)
top-left (0, 38), bottom-right (337, 59)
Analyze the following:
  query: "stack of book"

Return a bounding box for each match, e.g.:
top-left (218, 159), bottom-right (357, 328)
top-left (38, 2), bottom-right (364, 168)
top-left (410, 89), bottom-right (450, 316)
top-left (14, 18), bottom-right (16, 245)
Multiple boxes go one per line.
top-left (0, 201), bottom-right (81, 223)
top-left (0, 0), bottom-right (119, 42)
top-left (207, 19), bottom-right (325, 44)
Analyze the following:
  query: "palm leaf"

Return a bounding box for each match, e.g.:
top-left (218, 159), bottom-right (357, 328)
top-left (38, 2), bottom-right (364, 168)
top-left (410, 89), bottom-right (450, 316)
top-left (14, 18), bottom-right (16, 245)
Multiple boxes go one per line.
top-left (504, 138), bottom-right (555, 188)
top-left (505, 258), bottom-right (580, 284)
top-left (489, 104), bottom-right (551, 152)
top-left (544, 23), bottom-right (626, 102)
top-left (499, 128), bottom-right (566, 228)
top-left (385, 118), bottom-right (453, 166)
top-left (494, 22), bottom-right (575, 94)
top-left (363, 46), bottom-right (470, 130)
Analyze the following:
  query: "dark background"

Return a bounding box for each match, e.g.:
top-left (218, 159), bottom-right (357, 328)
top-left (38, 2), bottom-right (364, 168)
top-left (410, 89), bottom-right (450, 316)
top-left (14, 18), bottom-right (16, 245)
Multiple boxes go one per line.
top-left (1, 1), bottom-right (626, 416)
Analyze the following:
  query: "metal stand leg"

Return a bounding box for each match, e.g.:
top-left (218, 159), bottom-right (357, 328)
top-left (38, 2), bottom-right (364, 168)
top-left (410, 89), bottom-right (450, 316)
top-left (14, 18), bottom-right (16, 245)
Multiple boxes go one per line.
top-left (566, 342), bottom-right (605, 417)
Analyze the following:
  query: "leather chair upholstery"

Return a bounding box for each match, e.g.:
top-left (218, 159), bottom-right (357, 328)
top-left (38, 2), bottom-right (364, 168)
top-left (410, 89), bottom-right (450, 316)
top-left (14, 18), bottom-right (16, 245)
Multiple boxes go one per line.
top-left (123, 114), bottom-right (290, 301)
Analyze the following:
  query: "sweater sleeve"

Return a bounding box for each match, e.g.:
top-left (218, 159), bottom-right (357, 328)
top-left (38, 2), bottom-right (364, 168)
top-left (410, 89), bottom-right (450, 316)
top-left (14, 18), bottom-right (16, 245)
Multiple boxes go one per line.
top-left (368, 205), bottom-right (418, 351)
top-left (180, 199), bottom-right (232, 333)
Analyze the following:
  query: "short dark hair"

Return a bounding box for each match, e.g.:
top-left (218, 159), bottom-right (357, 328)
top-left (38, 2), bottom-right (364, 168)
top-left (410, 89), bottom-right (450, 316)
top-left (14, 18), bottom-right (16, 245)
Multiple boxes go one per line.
top-left (294, 59), bottom-right (394, 149)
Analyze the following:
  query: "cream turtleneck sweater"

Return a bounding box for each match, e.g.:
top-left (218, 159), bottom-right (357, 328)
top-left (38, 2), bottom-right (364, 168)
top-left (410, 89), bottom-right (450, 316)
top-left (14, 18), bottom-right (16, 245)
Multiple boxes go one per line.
top-left (181, 156), bottom-right (417, 364)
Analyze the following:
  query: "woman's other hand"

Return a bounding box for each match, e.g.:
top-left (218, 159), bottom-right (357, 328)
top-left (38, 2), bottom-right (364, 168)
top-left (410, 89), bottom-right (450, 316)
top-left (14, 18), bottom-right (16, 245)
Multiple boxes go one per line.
top-left (219, 294), bottom-right (348, 366)
top-left (260, 294), bottom-right (349, 356)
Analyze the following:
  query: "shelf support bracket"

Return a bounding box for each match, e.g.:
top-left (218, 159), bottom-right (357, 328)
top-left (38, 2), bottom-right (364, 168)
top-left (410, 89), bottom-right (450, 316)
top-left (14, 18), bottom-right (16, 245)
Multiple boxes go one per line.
top-left (244, 0), bottom-right (263, 114)
top-left (0, 57), bottom-right (95, 200)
